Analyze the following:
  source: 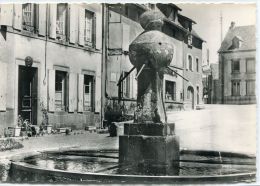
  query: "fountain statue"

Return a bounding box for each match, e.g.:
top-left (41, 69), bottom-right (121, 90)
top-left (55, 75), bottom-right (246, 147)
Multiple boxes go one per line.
top-left (119, 10), bottom-right (180, 174)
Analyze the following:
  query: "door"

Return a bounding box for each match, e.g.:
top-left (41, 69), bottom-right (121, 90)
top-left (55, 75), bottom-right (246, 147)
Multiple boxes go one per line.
top-left (18, 66), bottom-right (38, 125)
top-left (187, 86), bottom-right (194, 110)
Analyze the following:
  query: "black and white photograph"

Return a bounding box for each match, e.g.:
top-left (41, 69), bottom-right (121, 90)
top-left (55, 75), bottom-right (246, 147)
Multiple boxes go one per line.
top-left (0, 1), bottom-right (258, 184)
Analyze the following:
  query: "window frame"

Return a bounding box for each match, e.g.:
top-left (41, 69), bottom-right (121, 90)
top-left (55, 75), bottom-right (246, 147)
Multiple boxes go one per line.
top-left (22, 3), bottom-right (37, 33)
top-left (84, 9), bottom-right (95, 47)
top-left (195, 57), bottom-right (199, 72)
top-left (55, 70), bottom-right (68, 111)
top-left (231, 80), bottom-right (240, 96)
top-left (246, 58), bottom-right (255, 73)
top-left (165, 80), bottom-right (176, 101)
top-left (231, 59), bottom-right (240, 74)
top-left (187, 54), bottom-right (193, 71)
top-left (83, 74), bottom-right (95, 112)
top-left (56, 3), bottom-right (68, 40)
top-left (246, 80), bottom-right (255, 96)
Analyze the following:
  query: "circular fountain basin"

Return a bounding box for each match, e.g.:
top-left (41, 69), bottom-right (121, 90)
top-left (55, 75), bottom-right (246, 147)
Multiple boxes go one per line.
top-left (9, 149), bottom-right (256, 184)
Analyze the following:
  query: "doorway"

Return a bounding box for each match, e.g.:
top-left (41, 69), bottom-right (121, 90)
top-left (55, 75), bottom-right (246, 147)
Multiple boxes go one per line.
top-left (187, 86), bottom-right (194, 109)
top-left (18, 66), bottom-right (38, 125)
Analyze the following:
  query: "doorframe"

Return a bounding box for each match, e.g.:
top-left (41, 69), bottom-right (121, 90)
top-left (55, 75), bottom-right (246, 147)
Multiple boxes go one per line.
top-left (15, 58), bottom-right (41, 126)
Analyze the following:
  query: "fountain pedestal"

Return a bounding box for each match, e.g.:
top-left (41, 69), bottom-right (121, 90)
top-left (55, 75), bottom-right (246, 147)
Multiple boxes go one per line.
top-left (119, 123), bottom-right (179, 174)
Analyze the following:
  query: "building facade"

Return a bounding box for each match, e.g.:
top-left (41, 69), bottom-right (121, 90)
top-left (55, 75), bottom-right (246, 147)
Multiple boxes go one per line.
top-left (218, 23), bottom-right (256, 104)
top-left (105, 4), bottom-right (204, 112)
top-left (0, 3), bottom-right (103, 133)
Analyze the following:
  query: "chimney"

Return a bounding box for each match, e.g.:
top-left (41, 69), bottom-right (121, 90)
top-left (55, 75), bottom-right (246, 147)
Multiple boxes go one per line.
top-left (229, 21), bottom-right (235, 30)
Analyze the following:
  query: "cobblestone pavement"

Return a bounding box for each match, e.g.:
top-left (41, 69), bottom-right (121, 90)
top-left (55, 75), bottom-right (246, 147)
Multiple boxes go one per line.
top-left (0, 104), bottom-right (256, 159)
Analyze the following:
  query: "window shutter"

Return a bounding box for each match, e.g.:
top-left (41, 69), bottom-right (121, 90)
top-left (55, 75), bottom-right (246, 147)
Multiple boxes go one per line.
top-left (133, 70), bottom-right (138, 99)
top-left (78, 7), bottom-right (85, 46)
top-left (13, 4), bottom-right (22, 30)
top-left (49, 4), bottom-right (57, 39)
top-left (92, 13), bottom-right (97, 49)
top-left (228, 61), bottom-right (233, 74)
top-left (38, 4), bottom-right (46, 36)
top-left (78, 74), bottom-right (84, 112)
top-left (186, 55), bottom-right (189, 70)
top-left (69, 4), bottom-right (77, 44)
top-left (122, 24), bottom-right (130, 51)
top-left (240, 81), bottom-right (246, 96)
top-left (95, 12), bottom-right (103, 50)
top-left (69, 73), bottom-right (76, 112)
top-left (0, 4), bottom-right (13, 26)
top-left (0, 62), bottom-right (7, 111)
top-left (48, 69), bottom-right (55, 112)
top-left (94, 77), bottom-right (100, 113)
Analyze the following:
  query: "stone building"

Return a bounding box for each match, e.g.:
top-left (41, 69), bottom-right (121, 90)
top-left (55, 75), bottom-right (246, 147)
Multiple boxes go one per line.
top-left (218, 23), bottom-right (256, 104)
top-left (105, 4), bottom-right (204, 112)
top-left (0, 3), bottom-right (103, 133)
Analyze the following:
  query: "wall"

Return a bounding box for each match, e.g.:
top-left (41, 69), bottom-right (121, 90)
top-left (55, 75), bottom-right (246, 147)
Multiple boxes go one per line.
top-left (221, 50), bottom-right (256, 104)
top-left (0, 3), bottom-right (103, 133)
top-left (183, 44), bottom-right (203, 109)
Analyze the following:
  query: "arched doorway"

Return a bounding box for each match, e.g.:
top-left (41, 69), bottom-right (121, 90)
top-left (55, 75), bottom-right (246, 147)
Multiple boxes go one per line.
top-left (187, 86), bottom-right (194, 109)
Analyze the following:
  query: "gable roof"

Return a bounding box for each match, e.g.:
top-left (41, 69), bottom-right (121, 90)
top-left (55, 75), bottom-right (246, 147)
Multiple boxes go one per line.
top-left (218, 25), bottom-right (255, 52)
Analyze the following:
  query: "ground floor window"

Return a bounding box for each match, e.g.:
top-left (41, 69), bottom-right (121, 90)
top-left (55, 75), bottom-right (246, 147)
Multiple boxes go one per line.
top-left (122, 71), bottom-right (130, 98)
top-left (231, 80), bottom-right (240, 96)
top-left (84, 75), bottom-right (94, 111)
top-left (165, 80), bottom-right (176, 101)
top-left (246, 80), bottom-right (255, 96)
top-left (55, 71), bottom-right (67, 111)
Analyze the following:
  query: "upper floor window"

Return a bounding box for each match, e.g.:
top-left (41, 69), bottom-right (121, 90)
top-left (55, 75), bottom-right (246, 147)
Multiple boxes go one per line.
top-left (188, 34), bottom-right (193, 46)
top-left (231, 60), bottom-right (240, 73)
top-left (246, 58), bottom-right (255, 73)
top-left (56, 3), bottom-right (68, 39)
top-left (196, 58), bottom-right (199, 72)
top-left (84, 10), bottom-right (94, 47)
top-left (188, 55), bottom-right (193, 71)
top-left (165, 80), bottom-right (176, 101)
top-left (22, 3), bottom-right (36, 32)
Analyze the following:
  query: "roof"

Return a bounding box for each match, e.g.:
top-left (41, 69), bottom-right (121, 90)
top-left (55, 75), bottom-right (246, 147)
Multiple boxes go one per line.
top-left (178, 14), bottom-right (196, 24)
top-left (191, 30), bottom-right (205, 42)
top-left (218, 25), bottom-right (255, 52)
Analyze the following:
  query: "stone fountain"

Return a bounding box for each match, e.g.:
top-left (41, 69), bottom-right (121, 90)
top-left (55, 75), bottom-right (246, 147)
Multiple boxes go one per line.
top-left (7, 9), bottom-right (256, 184)
top-left (119, 10), bottom-right (179, 174)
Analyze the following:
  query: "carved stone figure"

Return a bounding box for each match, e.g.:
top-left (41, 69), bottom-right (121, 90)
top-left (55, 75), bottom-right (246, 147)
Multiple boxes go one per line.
top-left (129, 10), bottom-right (174, 123)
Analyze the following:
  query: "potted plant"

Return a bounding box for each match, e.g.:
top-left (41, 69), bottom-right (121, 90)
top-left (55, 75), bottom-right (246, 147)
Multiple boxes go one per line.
top-left (40, 101), bottom-right (52, 134)
top-left (13, 115), bottom-right (22, 137)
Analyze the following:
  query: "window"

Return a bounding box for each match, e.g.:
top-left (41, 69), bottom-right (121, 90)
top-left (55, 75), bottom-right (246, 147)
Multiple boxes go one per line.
top-left (55, 71), bottom-right (67, 111)
top-left (188, 55), bottom-right (193, 71)
top-left (196, 58), bottom-right (199, 72)
top-left (165, 81), bottom-right (176, 101)
top-left (84, 75), bottom-right (94, 111)
top-left (84, 10), bottom-right (94, 47)
top-left (188, 34), bottom-right (192, 46)
top-left (122, 71), bottom-right (130, 98)
top-left (187, 87), bottom-right (193, 99)
top-left (246, 58), bottom-right (255, 73)
top-left (22, 3), bottom-right (36, 32)
top-left (56, 3), bottom-right (68, 39)
top-left (246, 80), bottom-right (255, 96)
top-left (231, 80), bottom-right (240, 96)
top-left (232, 60), bottom-right (240, 73)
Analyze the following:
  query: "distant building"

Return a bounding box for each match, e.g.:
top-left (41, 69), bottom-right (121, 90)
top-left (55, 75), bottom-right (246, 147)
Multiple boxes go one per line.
top-left (218, 22), bottom-right (256, 104)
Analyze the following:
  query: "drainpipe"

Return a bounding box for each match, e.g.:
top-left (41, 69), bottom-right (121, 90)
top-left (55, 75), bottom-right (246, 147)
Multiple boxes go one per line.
top-left (100, 3), bottom-right (108, 128)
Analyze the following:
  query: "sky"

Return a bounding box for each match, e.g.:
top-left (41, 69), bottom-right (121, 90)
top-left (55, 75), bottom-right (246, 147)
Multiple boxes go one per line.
top-left (176, 3), bottom-right (256, 64)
